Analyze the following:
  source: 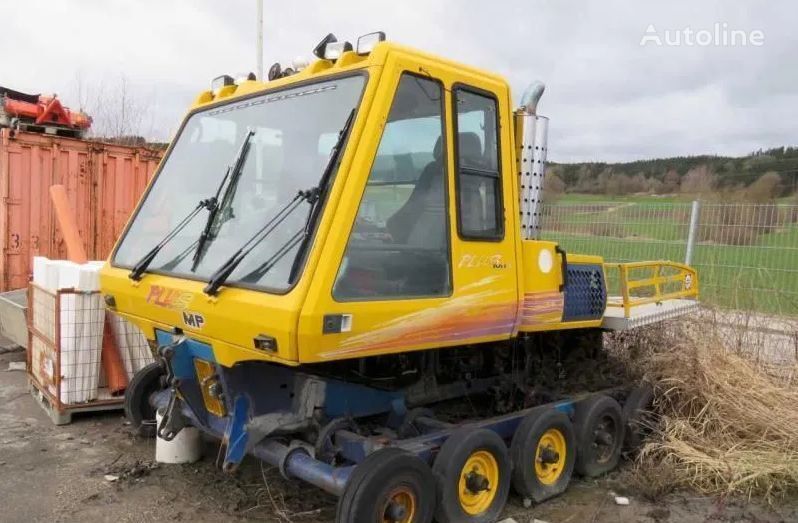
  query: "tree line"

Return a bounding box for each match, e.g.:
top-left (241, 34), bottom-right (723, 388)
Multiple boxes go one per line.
top-left (545, 146), bottom-right (798, 202)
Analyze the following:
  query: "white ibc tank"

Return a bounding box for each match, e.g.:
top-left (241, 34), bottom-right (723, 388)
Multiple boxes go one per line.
top-left (155, 410), bottom-right (202, 464)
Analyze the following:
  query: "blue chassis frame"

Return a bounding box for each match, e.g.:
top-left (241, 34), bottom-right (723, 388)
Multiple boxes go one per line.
top-left (152, 330), bottom-right (583, 497)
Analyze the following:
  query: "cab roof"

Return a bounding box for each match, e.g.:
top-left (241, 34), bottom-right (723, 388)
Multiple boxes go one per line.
top-left (191, 41), bottom-right (510, 110)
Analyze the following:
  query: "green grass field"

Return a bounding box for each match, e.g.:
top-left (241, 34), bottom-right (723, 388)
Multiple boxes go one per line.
top-left (555, 193), bottom-right (687, 204)
top-left (542, 195), bottom-right (798, 316)
top-left (362, 186), bottom-right (798, 315)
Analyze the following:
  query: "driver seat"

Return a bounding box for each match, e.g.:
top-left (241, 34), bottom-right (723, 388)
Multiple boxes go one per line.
top-left (387, 136), bottom-right (445, 244)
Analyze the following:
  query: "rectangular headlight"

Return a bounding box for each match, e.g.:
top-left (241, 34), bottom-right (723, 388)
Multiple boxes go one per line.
top-left (323, 41), bottom-right (353, 61)
top-left (211, 74), bottom-right (234, 92)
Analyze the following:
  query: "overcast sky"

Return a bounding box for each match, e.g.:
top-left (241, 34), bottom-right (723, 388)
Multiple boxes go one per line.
top-left (1, 0), bottom-right (795, 162)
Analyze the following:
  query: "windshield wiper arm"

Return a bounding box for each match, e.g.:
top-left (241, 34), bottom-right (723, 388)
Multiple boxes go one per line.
top-left (127, 130), bottom-right (255, 281)
top-left (204, 108), bottom-right (357, 295)
top-left (203, 189), bottom-right (315, 296)
top-left (239, 230), bottom-right (306, 283)
top-left (128, 200), bottom-right (209, 281)
top-left (158, 238), bottom-right (199, 272)
top-left (191, 128), bottom-right (255, 271)
top-left (287, 108), bottom-right (356, 283)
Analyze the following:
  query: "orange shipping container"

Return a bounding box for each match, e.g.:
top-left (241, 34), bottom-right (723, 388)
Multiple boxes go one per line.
top-left (0, 128), bottom-right (162, 291)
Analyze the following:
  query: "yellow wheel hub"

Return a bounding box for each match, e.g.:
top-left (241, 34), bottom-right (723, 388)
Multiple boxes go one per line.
top-left (458, 450), bottom-right (500, 515)
top-left (382, 486), bottom-right (416, 523)
top-left (535, 428), bottom-right (567, 485)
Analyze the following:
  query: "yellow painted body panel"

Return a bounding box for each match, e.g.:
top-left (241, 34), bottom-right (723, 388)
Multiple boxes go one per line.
top-left (518, 241), bottom-right (565, 330)
top-left (297, 47), bottom-right (520, 363)
top-left (100, 267), bottom-right (303, 366)
top-left (99, 47), bottom-right (390, 367)
top-left (99, 41), bottom-right (691, 369)
top-left (516, 247), bottom-right (607, 332)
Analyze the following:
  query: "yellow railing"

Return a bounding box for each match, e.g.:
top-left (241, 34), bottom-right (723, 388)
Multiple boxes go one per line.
top-left (604, 261), bottom-right (699, 318)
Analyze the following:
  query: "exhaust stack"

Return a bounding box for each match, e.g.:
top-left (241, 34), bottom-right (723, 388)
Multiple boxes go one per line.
top-left (515, 81), bottom-right (549, 240)
top-left (519, 81), bottom-right (545, 114)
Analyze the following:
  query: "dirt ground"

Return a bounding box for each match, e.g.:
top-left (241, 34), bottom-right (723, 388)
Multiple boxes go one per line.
top-left (2, 349), bottom-right (797, 523)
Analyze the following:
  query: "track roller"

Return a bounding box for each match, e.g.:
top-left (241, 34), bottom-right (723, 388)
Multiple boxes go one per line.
top-left (510, 407), bottom-right (575, 503)
top-left (574, 394), bottom-right (624, 477)
top-left (336, 447), bottom-right (435, 523)
top-left (432, 428), bottom-right (511, 523)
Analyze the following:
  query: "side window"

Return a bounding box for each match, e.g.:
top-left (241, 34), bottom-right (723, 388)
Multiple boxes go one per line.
top-left (454, 88), bottom-right (503, 240)
top-left (334, 74), bottom-right (451, 300)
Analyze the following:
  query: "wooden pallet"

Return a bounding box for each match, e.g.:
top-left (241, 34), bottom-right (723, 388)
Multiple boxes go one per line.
top-left (28, 377), bottom-right (123, 425)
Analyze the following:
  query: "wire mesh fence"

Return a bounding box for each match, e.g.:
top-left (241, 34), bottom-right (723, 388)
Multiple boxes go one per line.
top-left (28, 284), bottom-right (155, 408)
top-left (540, 200), bottom-right (798, 317)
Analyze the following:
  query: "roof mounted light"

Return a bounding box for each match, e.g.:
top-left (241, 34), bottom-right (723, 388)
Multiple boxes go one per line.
top-left (323, 41), bottom-right (353, 61)
top-left (356, 31), bottom-right (385, 55)
top-left (267, 62), bottom-right (282, 81)
top-left (313, 33), bottom-right (338, 59)
top-left (211, 74), bottom-right (235, 92)
top-left (292, 55), bottom-right (310, 71)
top-left (233, 72), bottom-right (257, 85)
top-left (266, 62), bottom-right (299, 81)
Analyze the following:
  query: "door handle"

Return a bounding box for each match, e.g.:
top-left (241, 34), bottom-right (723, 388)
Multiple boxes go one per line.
top-left (555, 245), bottom-right (568, 292)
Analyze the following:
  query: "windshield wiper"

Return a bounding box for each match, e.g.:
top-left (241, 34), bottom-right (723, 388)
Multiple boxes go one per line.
top-left (128, 201), bottom-right (209, 281)
top-left (158, 238), bottom-right (199, 272)
top-left (239, 229), bottom-right (306, 284)
top-left (287, 108), bottom-right (356, 283)
top-left (127, 130), bottom-right (255, 281)
top-left (203, 190), bottom-right (314, 296)
top-left (191, 128), bottom-right (255, 271)
top-left (204, 108), bottom-right (358, 296)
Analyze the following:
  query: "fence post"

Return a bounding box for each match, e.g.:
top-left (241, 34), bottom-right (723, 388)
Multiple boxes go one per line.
top-left (685, 199), bottom-right (701, 265)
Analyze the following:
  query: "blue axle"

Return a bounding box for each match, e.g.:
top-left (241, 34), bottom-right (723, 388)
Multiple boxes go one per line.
top-left (153, 389), bottom-right (354, 495)
top-left (151, 330), bottom-right (585, 498)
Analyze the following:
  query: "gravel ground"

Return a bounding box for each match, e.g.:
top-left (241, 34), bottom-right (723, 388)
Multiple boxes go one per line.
top-left (1, 348), bottom-right (796, 523)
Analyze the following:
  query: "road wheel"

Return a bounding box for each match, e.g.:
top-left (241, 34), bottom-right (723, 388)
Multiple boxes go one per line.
top-left (623, 383), bottom-right (655, 452)
top-left (432, 428), bottom-right (511, 523)
top-left (336, 447), bottom-right (435, 523)
top-left (574, 395), bottom-right (624, 477)
top-left (510, 408), bottom-right (575, 503)
top-left (124, 361), bottom-right (166, 437)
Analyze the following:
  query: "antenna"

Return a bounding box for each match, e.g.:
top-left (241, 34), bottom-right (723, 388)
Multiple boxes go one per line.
top-left (256, 0), bottom-right (264, 80)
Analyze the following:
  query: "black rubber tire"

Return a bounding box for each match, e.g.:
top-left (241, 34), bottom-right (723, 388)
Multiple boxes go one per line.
top-left (432, 428), bottom-right (511, 523)
top-left (573, 395), bottom-right (624, 478)
top-left (623, 383), bottom-right (655, 452)
top-left (510, 408), bottom-right (576, 503)
top-left (336, 447), bottom-right (435, 523)
top-left (124, 362), bottom-right (165, 438)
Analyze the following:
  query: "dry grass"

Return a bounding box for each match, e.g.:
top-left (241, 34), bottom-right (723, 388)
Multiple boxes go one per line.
top-left (609, 314), bottom-right (798, 501)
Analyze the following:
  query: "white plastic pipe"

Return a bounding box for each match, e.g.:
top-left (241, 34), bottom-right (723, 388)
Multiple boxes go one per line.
top-left (155, 410), bottom-right (202, 464)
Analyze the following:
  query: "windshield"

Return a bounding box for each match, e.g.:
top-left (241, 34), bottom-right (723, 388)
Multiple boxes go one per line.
top-left (113, 74), bottom-right (366, 291)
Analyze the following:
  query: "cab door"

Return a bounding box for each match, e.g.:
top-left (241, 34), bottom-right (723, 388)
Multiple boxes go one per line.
top-left (297, 57), bottom-right (518, 363)
top-left (446, 83), bottom-right (519, 340)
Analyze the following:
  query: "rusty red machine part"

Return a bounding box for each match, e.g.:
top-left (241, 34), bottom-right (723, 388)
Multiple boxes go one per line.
top-left (0, 86), bottom-right (92, 136)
